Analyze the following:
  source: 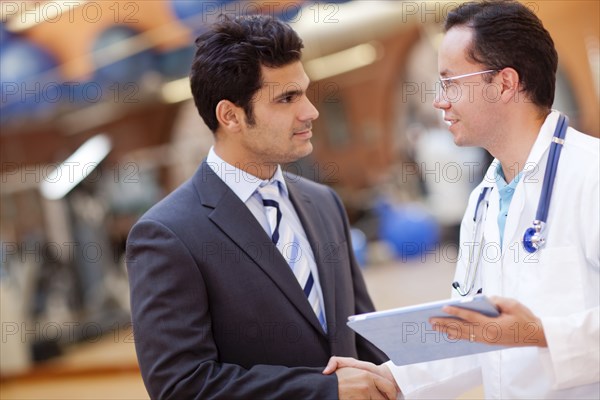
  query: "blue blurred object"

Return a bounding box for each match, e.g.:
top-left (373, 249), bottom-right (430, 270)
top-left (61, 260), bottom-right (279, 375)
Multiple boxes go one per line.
top-left (158, 45), bottom-right (196, 80)
top-left (171, 0), bottom-right (303, 30)
top-left (376, 200), bottom-right (440, 261)
top-left (350, 227), bottom-right (368, 268)
top-left (60, 80), bottom-right (104, 107)
top-left (171, 0), bottom-right (236, 35)
top-left (274, 3), bottom-right (303, 22)
top-left (92, 25), bottom-right (157, 87)
top-left (0, 22), bottom-right (13, 44)
top-left (0, 37), bottom-right (61, 122)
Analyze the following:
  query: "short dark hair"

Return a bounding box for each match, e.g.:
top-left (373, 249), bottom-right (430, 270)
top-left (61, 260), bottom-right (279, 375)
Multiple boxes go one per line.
top-left (190, 15), bottom-right (304, 132)
top-left (445, 0), bottom-right (558, 110)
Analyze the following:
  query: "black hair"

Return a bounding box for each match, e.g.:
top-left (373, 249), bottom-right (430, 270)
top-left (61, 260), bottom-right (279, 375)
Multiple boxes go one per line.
top-left (445, 0), bottom-right (558, 109)
top-left (190, 15), bottom-right (303, 132)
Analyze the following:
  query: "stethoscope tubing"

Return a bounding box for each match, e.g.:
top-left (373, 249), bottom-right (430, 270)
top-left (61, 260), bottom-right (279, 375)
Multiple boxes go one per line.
top-left (536, 114), bottom-right (568, 223)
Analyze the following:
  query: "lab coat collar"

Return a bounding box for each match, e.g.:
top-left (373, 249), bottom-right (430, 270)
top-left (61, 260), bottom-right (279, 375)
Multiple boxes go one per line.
top-left (521, 110), bottom-right (561, 179)
top-left (482, 159), bottom-right (501, 188)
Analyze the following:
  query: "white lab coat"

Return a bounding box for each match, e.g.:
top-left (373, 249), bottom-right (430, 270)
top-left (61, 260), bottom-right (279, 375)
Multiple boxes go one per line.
top-left (388, 111), bottom-right (600, 399)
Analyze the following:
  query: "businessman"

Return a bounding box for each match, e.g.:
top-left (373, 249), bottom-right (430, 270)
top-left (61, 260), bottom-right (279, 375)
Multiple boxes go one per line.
top-left (126, 15), bottom-right (394, 399)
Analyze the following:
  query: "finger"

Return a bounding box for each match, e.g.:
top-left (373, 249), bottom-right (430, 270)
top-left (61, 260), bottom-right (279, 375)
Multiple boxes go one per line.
top-left (445, 324), bottom-right (463, 340)
top-left (442, 305), bottom-right (488, 323)
top-left (379, 365), bottom-right (399, 390)
top-left (322, 356), bottom-right (363, 374)
top-left (373, 374), bottom-right (398, 400)
top-left (488, 295), bottom-right (501, 304)
top-left (488, 296), bottom-right (506, 310)
top-left (429, 319), bottom-right (468, 340)
top-left (490, 296), bottom-right (518, 313)
top-left (370, 391), bottom-right (386, 400)
top-left (429, 317), bottom-right (456, 330)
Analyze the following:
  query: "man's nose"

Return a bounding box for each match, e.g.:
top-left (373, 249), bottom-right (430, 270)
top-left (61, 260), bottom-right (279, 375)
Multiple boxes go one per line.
top-left (433, 91), bottom-right (451, 110)
top-left (300, 96), bottom-right (319, 121)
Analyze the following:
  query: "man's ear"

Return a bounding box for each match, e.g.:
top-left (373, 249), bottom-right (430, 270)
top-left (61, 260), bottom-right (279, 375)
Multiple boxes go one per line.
top-left (498, 67), bottom-right (521, 103)
top-left (215, 100), bottom-right (244, 132)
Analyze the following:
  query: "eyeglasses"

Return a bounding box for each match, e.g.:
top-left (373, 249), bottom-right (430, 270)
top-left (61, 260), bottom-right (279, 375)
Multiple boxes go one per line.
top-left (438, 69), bottom-right (499, 93)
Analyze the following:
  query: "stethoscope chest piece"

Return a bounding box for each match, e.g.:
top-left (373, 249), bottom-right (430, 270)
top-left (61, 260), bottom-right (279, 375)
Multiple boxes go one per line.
top-left (522, 220), bottom-right (545, 253)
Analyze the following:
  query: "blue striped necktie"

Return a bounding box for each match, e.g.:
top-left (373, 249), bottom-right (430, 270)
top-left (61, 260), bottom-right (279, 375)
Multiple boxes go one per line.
top-left (257, 181), bottom-right (327, 333)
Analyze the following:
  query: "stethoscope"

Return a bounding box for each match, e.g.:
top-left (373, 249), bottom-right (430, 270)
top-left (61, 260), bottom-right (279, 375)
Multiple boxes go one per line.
top-left (453, 114), bottom-right (569, 296)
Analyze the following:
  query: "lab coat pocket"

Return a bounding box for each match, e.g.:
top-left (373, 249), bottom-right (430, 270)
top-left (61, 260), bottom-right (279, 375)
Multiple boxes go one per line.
top-left (534, 246), bottom-right (585, 315)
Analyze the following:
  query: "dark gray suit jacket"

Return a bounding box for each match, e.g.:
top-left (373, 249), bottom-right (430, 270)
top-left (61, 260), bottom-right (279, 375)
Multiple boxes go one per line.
top-left (126, 161), bottom-right (386, 399)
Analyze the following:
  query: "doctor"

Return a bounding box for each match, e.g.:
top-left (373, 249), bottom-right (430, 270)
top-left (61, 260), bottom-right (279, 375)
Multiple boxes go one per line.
top-left (324, 1), bottom-right (599, 398)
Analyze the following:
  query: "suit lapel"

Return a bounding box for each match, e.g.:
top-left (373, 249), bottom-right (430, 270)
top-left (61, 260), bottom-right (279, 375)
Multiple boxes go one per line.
top-left (286, 178), bottom-right (336, 337)
top-left (194, 163), bottom-right (327, 335)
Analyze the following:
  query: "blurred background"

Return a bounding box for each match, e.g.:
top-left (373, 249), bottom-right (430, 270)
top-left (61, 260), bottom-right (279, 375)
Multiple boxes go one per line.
top-left (1, 0), bottom-right (598, 398)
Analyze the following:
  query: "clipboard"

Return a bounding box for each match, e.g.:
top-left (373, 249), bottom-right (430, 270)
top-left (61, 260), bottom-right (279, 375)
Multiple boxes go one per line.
top-left (347, 295), bottom-right (507, 366)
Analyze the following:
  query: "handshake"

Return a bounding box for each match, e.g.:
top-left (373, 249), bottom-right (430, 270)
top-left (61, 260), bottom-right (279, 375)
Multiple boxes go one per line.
top-left (322, 356), bottom-right (399, 400)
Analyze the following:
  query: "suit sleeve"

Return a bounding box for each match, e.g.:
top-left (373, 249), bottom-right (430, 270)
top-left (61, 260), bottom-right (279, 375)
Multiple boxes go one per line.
top-left (328, 188), bottom-right (389, 364)
top-left (126, 219), bottom-right (338, 400)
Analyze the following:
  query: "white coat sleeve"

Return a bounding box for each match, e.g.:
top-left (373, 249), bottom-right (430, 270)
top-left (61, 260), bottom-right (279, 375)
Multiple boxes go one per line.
top-left (540, 167), bottom-right (600, 390)
top-left (541, 308), bottom-right (600, 389)
top-left (386, 355), bottom-right (482, 399)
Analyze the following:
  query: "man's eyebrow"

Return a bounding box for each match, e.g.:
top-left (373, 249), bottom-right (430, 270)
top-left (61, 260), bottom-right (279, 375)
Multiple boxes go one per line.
top-left (274, 88), bottom-right (304, 100)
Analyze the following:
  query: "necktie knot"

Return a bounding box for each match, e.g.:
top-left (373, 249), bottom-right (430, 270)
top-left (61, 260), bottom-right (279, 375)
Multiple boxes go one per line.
top-left (257, 181), bottom-right (282, 245)
top-left (257, 180), bottom-right (281, 202)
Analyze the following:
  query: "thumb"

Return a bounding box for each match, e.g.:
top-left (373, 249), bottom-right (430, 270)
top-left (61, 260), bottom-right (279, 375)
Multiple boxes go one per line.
top-left (323, 357), bottom-right (375, 375)
top-left (322, 357), bottom-right (340, 374)
top-left (489, 296), bottom-right (517, 313)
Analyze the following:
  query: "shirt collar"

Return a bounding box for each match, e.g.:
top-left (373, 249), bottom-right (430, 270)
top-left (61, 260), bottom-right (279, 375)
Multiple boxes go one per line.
top-left (494, 161), bottom-right (522, 185)
top-left (206, 146), bottom-right (288, 202)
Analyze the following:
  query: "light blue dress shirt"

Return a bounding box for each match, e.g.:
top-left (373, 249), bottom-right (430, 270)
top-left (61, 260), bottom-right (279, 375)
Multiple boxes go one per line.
top-left (494, 162), bottom-right (523, 247)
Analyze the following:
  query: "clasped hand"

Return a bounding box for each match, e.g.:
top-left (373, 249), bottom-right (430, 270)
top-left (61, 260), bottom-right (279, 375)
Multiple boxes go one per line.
top-left (323, 357), bottom-right (399, 400)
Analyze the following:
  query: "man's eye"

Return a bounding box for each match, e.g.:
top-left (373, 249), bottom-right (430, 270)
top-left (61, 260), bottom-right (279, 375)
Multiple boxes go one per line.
top-left (441, 80), bottom-right (458, 92)
top-left (279, 94), bottom-right (296, 103)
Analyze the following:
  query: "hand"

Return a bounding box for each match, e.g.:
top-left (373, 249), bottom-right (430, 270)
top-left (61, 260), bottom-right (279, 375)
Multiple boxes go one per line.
top-left (323, 357), bottom-right (399, 400)
top-left (333, 367), bottom-right (398, 400)
top-left (429, 296), bottom-right (547, 347)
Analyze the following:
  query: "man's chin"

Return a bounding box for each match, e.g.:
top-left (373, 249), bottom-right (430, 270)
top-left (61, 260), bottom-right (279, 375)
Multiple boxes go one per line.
top-left (449, 129), bottom-right (467, 147)
top-left (297, 142), bottom-right (314, 158)
top-left (285, 145), bottom-right (313, 164)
